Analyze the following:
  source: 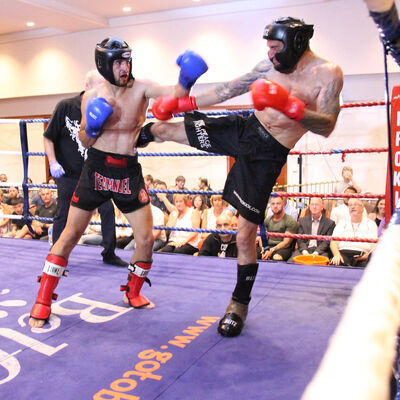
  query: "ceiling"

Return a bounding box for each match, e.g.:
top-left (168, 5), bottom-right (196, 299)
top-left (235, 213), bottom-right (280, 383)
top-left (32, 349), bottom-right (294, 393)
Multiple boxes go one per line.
top-left (0, 0), bottom-right (237, 40)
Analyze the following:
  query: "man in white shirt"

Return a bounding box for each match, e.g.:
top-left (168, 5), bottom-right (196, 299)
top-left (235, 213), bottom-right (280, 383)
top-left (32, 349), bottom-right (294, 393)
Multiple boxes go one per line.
top-left (330, 198), bottom-right (378, 267)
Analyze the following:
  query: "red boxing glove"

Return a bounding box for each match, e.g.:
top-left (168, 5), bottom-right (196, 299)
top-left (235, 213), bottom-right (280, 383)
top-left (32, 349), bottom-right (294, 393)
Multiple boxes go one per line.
top-left (151, 96), bottom-right (198, 121)
top-left (251, 79), bottom-right (305, 121)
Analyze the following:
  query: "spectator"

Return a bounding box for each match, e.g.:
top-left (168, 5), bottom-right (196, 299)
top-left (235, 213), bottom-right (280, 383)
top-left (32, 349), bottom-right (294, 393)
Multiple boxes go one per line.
top-left (330, 186), bottom-right (367, 225)
top-left (289, 197), bottom-right (335, 261)
top-left (174, 175), bottom-right (188, 191)
top-left (368, 198), bottom-right (385, 228)
top-left (262, 195), bottom-right (298, 261)
top-left (4, 186), bottom-right (20, 206)
top-left (332, 166), bottom-right (362, 207)
top-left (159, 193), bottom-right (201, 255)
top-left (10, 197), bottom-right (30, 238)
top-left (15, 188), bottom-right (57, 240)
top-left (115, 206), bottom-right (134, 249)
top-left (152, 180), bottom-right (176, 216)
top-left (198, 177), bottom-right (212, 206)
top-left (144, 174), bottom-right (154, 191)
top-left (79, 209), bottom-right (103, 246)
top-left (192, 194), bottom-right (208, 219)
top-left (0, 173), bottom-right (8, 194)
top-left (199, 214), bottom-right (238, 258)
top-left (125, 203), bottom-right (167, 251)
top-left (202, 194), bottom-right (232, 232)
top-left (0, 189), bottom-right (11, 237)
top-left (30, 184), bottom-right (56, 210)
top-left (266, 189), bottom-right (299, 220)
top-left (330, 198), bottom-right (378, 267)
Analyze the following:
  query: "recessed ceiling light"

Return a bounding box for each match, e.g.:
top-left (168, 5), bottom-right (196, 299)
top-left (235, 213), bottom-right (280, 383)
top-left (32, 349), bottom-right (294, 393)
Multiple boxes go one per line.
top-left (123, 6), bottom-right (131, 12)
top-left (26, 22), bottom-right (35, 27)
top-left (193, 0), bottom-right (201, 2)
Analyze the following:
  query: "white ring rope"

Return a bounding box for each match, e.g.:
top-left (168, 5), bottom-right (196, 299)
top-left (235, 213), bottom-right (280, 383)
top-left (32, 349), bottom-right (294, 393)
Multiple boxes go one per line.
top-left (302, 212), bottom-right (400, 400)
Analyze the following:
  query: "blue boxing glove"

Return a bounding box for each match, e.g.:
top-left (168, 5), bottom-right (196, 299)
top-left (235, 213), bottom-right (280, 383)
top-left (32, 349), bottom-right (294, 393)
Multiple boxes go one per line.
top-left (85, 97), bottom-right (113, 138)
top-left (49, 161), bottom-right (65, 178)
top-left (176, 50), bottom-right (208, 90)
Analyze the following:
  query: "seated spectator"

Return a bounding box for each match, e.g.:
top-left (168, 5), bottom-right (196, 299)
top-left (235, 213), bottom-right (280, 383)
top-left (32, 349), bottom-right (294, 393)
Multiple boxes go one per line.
top-left (332, 165), bottom-right (362, 207)
top-left (262, 195), bottom-right (299, 261)
top-left (115, 207), bottom-right (133, 249)
top-left (174, 175), bottom-right (188, 191)
top-left (0, 173), bottom-right (8, 194)
top-left (192, 194), bottom-right (208, 220)
top-left (330, 186), bottom-right (367, 225)
top-left (368, 198), bottom-right (385, 229)
top-left (10, 197), bottom-right (30, 238)
top-left (198, 177), bottom-right (212, 207)
top-left (330, 198), bottom-right (378, 268)
top-left (289, 197), bottom-right (335, 262)
top-left (4, 186), bottom-right (20, 206)
top-left (266, 190), bottom-right (299, 220)
top-left (152, 180), bottom-right (176, 216)
top-left (15, 188), bottom-right (57, 240)
top-left (199, 214), bottom-right (238, 258)
top-left (0, 189), bottom-right (11, 236)
top-left (125, 204), bottom-right (167, 251)
top-left (30, 184), bottom-right (56, 211)
top-left (202, 195), bottom-right (233, 232)
top-left (80, 209), bottom-right (103, 246)
top-left (159, 193), bottom-right (201, 255)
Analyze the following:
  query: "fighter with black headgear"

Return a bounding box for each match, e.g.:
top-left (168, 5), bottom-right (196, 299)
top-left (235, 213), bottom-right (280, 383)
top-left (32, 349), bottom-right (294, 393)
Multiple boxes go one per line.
top-left (95, 37), bottom-right (134, 86)
top-left (135, 18), bottom-right (344, 337)
top-left (28, 37), bottom-right (208, 329)
top-left (263, 17), bottom-right (314, 73)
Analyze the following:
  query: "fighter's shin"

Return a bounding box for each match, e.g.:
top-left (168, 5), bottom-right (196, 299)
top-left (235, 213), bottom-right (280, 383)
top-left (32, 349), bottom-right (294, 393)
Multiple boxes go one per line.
top-left (30, 254), bottom-right (68, 321)
top-left (120, 261), bottom-right (152, 308)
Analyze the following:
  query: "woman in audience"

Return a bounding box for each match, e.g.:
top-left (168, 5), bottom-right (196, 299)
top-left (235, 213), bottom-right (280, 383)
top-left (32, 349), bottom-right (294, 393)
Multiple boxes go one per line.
top-left (368, 198), bottom-right (385, 228)
top-left (159, 193), bottom-right (201, 254)
top-left (0, 189), bottom-right (11, 237)
top-left (192, 194), bottom-right (208, 219)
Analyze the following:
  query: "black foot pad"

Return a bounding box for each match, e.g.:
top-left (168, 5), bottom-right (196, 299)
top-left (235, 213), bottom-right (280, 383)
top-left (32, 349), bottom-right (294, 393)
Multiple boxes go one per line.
top-left (217, 312), bottom-right (244, 337)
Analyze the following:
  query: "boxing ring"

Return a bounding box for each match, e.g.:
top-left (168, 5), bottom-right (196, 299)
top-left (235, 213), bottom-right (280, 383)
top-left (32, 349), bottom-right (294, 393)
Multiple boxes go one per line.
top-left (0, 95), bottom-right (398, 399)
top-left (0, 238), bottom-right (363, 400)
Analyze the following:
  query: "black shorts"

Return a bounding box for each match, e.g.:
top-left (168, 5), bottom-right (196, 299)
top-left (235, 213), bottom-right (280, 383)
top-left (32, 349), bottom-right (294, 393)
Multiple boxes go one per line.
top-left (185, 111), bottom-right (290, 224)
top-left (71, 148), bottom-right (150, 214)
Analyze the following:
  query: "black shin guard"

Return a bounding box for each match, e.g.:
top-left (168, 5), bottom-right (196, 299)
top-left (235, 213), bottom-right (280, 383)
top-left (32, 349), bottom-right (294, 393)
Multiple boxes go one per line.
top-left (232, 263), bottom-right (259, 305)
top-left (136, 123), bottom-right (155, 148)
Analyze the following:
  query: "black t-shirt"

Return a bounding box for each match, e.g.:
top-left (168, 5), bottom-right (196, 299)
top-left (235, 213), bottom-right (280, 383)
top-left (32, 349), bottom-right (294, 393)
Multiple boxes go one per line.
top-left (44, 93), bottom-right (86, 179)
top-left (35, 202), bottom-right (57, 219)
top-left (199, 234), bottom-right (238, 258)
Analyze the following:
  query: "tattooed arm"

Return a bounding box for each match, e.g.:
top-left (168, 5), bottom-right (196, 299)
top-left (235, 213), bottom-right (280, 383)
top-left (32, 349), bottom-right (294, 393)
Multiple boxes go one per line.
top-left (195, 59), bottom-right (273, 107)
top-left (300, 64), bottom-right (343, 137)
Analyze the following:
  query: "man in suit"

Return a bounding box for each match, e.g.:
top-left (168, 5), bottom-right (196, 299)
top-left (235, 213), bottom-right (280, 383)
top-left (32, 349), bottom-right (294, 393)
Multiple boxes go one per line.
top-left (289, 197), bottom-right (335, 261)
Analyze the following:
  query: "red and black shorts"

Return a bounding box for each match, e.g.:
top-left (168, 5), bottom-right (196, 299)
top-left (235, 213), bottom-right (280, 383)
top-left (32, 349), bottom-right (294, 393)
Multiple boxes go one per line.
top-left (71, 148), bottom-right (150, 214)
top-left (184, 111), bottom-right (290, 224)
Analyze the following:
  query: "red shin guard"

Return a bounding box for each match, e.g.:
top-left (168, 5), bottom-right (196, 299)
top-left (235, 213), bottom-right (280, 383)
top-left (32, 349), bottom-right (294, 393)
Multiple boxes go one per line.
top-left (120, 261), bottom-right (152, 308)
top-left (30, 254), bottom-right (68, 321)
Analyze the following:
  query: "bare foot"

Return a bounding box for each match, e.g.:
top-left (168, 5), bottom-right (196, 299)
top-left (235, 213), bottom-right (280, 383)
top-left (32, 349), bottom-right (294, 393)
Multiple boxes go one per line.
top-left (28, 317), bottom-right (46, 328)
top-left (123, 293), bottom-right (155, 309)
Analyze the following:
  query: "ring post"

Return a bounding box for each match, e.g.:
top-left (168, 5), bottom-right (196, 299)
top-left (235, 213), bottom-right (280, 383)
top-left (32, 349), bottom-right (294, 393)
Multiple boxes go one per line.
top-left (19, 120), bottom-right (34, 234)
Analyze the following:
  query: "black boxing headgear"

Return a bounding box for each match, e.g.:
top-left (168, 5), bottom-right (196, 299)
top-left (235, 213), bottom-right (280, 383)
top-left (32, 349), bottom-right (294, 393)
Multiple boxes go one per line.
top-left (263, 17), bottom-right (314, 73)
top-left (95, 37), bottom-right (133, 86)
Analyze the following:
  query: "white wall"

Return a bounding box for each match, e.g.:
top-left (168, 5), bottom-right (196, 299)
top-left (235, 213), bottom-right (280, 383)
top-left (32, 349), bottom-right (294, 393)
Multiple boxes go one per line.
top-left (1, 0), bottom-right (399, 99)
top-left (0, 0), bottom-right (395, 197)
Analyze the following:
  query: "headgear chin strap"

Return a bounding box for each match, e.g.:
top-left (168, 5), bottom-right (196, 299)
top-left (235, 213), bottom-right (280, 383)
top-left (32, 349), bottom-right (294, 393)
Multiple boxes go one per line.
top-left (263, 17), bottom-right (314, 73)
top-left (95, 37), bottom-right (134, 86)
